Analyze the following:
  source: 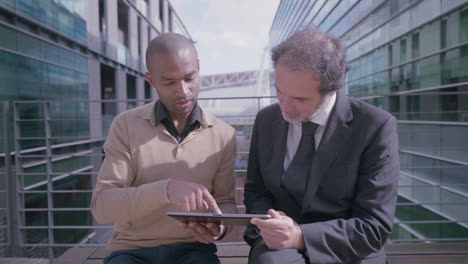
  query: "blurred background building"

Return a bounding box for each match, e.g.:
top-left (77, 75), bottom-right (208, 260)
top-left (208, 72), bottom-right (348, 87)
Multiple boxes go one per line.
top-left (268, 0), bottom-right (468, 241)
top-left (1, 0), bottom-right (468, 262)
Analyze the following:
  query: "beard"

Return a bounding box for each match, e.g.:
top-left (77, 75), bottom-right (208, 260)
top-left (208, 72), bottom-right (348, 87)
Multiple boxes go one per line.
top-left (281, 111), bottom-right (308, 124)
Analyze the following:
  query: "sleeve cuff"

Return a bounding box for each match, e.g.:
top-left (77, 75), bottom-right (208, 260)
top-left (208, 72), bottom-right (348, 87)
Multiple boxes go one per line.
top-left (140, 179), bottom-right (171, 210)
top-left (215, 225), bottom-right (229, 241)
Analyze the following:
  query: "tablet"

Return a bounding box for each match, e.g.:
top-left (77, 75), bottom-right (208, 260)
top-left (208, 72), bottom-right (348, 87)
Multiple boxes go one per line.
top-left (167, 212), bottom-right (271, 226)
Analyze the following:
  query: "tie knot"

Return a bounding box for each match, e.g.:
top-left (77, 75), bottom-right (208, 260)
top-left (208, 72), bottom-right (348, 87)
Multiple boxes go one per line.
top-left (301, 122), bottom-right (319, 136)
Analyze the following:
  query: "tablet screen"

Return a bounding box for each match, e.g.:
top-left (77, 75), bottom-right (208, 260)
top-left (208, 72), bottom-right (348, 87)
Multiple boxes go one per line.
top-left (167, 212), bottom-right (271, 226)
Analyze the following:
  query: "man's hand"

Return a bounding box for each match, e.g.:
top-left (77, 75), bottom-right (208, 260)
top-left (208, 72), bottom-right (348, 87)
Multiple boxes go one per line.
top-left (180, 222), bottom-right (226, 244)
top-left (251, 209), bottom-right (305, 250)
top-left (167, 180), bottom-right (221, 213)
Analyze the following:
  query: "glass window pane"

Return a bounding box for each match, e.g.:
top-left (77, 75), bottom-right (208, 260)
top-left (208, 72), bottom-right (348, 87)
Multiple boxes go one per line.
top-left (0, 25), bottom-right (17, 50)
top-left (0, 51), bottom-right (18, 100)
top-left (373, 72), bottom-right (388, 94)
top-left (411, 32), bottom-right (420, 59)
top-left (460, 6), bottom-right (468, 43)
top-left (442, 47), bottom-right (468, 84)
top-left (60, 49), bottom-right (75, 69)
top-left (16, 0), bottom-right (37, 19)
top-left (0, 0), bottom-right (15, 9)
top-left (17, 33), bottom-right (42, 58)
top-left (420, 20), bottom-right (440, 56)
top-left (44, 43), bottom-right (61, 65)
top-left (412, 55), bottom-right (441, 89)
top-left (17, 57), bottom-right (42, 100)
top-left (38, 0), bottom-right (59, 30)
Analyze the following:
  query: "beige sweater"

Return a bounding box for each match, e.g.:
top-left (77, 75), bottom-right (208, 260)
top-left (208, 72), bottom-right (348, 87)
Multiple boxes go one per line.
top-left (91, 100), bottom-right (237, 252)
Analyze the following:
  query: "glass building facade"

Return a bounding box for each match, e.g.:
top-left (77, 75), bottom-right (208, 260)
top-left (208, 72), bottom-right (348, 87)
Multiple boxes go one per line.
top-left (0, 0), bottom-right (191, 258)
top-left (269, 0), bottom-right (468, 241)
top-left (0, 0), bottom-right (87, 43)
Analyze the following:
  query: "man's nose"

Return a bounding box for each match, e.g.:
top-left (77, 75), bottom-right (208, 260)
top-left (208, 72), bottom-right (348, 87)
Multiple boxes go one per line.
top-left (175, 81), bottom-right (190, 97)
top-left (279, 96), bottom-right (294, 112)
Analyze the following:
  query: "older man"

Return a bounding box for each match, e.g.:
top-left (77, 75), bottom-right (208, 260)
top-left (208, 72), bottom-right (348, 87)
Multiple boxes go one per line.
top-left (244, 28), bottom-right (400, 264)
top-left (91, 33), bottom-right (237, 264)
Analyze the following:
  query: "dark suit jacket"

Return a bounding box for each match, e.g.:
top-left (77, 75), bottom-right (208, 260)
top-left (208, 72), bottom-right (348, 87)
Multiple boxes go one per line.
top-left (244, 91), bottom-right (400, 264)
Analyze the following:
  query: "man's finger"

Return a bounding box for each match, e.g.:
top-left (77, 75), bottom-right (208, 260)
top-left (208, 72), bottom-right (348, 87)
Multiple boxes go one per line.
top-left (195, 190), bottom-right (205, 211)
top-left (202, 200), bottom-right (209, 211)
top-left (180, 223), bottom-right (209, 243)
top-left (252, 218), bottom-right (285, 230)
top-left (181, 201), bottom-right (190, 212)
top-left (205, 222), bottom-right (221, 235)
top-left (202, 189), bottom-right (221, 213)
top-left (184, 223), bottom-right (211, 244)
top-left (189, 193), bottom-right (197, 211)
top-left (189, 228), bottom-right (211, 243)
top-left (189, 222), bottom-right (217, 239)
top-left (268, 209), bottom-right (281, 218)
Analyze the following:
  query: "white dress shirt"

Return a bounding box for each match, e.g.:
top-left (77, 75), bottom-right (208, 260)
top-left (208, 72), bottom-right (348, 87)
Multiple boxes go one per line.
top-left (283, 93), bottom-right (337, 171)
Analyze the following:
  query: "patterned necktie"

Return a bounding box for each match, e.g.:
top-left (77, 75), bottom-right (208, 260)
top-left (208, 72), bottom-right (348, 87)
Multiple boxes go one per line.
top-left (281, 121), bottom-right (319, 205)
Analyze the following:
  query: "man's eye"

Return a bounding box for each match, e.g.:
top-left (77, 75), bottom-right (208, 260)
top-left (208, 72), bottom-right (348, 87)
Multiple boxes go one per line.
top-left (185, 78), bottom-right (193, 82)
top-left (163, 82), bottom-right (174, 86)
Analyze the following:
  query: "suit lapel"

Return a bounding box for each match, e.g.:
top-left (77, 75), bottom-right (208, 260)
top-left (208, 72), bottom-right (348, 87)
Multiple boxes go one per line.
top-left (301, 91), bottom-right (353, 214)
top-left (270, 115), bottom-right (289, 191)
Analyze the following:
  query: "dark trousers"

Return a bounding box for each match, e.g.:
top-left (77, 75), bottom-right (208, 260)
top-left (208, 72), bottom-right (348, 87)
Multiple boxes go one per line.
top-left (248, 239), bottom-right (387, 264)
top-left (104, 243), bottom-right (220, 264)
top-left (249, 239), bottom-right (310, 264)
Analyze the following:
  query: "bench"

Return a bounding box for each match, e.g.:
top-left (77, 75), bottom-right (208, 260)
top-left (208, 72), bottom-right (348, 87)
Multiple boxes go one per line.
top-left (56, 242), bottom-right (468, 263)
top-left (55, 244), bottom-right (250, 264)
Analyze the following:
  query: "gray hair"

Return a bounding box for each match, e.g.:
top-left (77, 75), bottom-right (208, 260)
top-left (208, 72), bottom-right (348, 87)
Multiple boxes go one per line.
top-left (271, 27), bottom-right (348, 94)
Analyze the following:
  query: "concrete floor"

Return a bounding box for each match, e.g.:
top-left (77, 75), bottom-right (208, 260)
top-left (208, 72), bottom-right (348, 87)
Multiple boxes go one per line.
top-left (0, 258), bottom-right (49, 264)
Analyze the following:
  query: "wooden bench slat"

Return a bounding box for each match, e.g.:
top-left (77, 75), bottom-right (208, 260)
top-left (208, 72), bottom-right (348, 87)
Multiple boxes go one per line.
top-left (83, 261), bottom-right (103, 264)
top-left (216, 244), bottom-right (250, 257)
top-left (57, 242), bottom-right (468, 263)
top-left (219, 257), bottom-right (248, 264)
top-left (88, 248), bottom-right (109, 259)
top-left (385, 242), bottom-right (468, 255)
top-left (388, 254), bottom-right (468, 264)
top-left (86, 244), bottom-right (250, 259)
top-left (55, 248), bottom-right (98, 264)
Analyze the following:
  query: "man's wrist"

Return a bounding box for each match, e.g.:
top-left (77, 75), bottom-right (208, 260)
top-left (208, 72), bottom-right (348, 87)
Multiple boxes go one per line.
top-left (294, 225), bottom-right (306, 250)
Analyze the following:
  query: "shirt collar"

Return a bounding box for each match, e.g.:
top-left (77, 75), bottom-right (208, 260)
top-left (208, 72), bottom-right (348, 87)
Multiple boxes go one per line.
top-left (154, 100), bottom-right (202, 126)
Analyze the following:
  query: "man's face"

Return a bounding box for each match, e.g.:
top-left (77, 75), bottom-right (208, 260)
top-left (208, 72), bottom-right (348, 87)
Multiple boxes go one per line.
top-left (145, 48), bottom-right (200, 117)
top-left (275, 63), bottom-right (324, 123)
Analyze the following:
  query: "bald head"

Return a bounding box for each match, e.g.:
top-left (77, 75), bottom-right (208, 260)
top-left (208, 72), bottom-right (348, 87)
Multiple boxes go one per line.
top-left (145, 33), bottom-right (197, 70)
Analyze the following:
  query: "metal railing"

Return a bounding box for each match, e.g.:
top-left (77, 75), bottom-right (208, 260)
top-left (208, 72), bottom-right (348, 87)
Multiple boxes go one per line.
top-left (1, 96), bottom-right (468, 262)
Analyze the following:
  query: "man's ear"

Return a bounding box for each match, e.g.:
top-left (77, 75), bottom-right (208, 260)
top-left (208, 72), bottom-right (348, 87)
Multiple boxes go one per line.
top-left (145, 72), bottom-right (153, 85)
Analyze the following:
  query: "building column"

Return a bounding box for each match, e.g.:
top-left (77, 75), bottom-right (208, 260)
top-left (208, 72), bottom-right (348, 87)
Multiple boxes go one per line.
top-left (105, 0), bottom-right (118, 60)
top-left (162, 0), bottom-right (169, 33)
top-left (141, 21), bottom-right (149, 71)
top-left (136, 77), bottom-right (145, 106)
top-left (149, 0), bottom-right (162, 31)
top-left (116, 69), bottom-right (127, 113)
top-left (88, 58), bottom-right (102, 139)
top-left (128, 7), bottom-right (139, 70)
top-left (87, 0), bottom-right (100, 52)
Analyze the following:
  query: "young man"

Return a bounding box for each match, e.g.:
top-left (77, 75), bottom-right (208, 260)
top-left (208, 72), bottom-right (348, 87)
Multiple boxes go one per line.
top-left (91, 33), bottom-right (237, 264)
top-left (244, 28), bottom-right (400, 264)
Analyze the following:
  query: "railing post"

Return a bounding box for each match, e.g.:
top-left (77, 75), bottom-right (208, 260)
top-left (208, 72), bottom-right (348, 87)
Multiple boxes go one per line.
top-left (3, 101), bottom-right (19, 256)
top-left (10, 102), bottom-right (24, 257)
top-left (257, 97), bottom-right (261, 113)
top-left (43, 102), bottom-right (55, 263)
